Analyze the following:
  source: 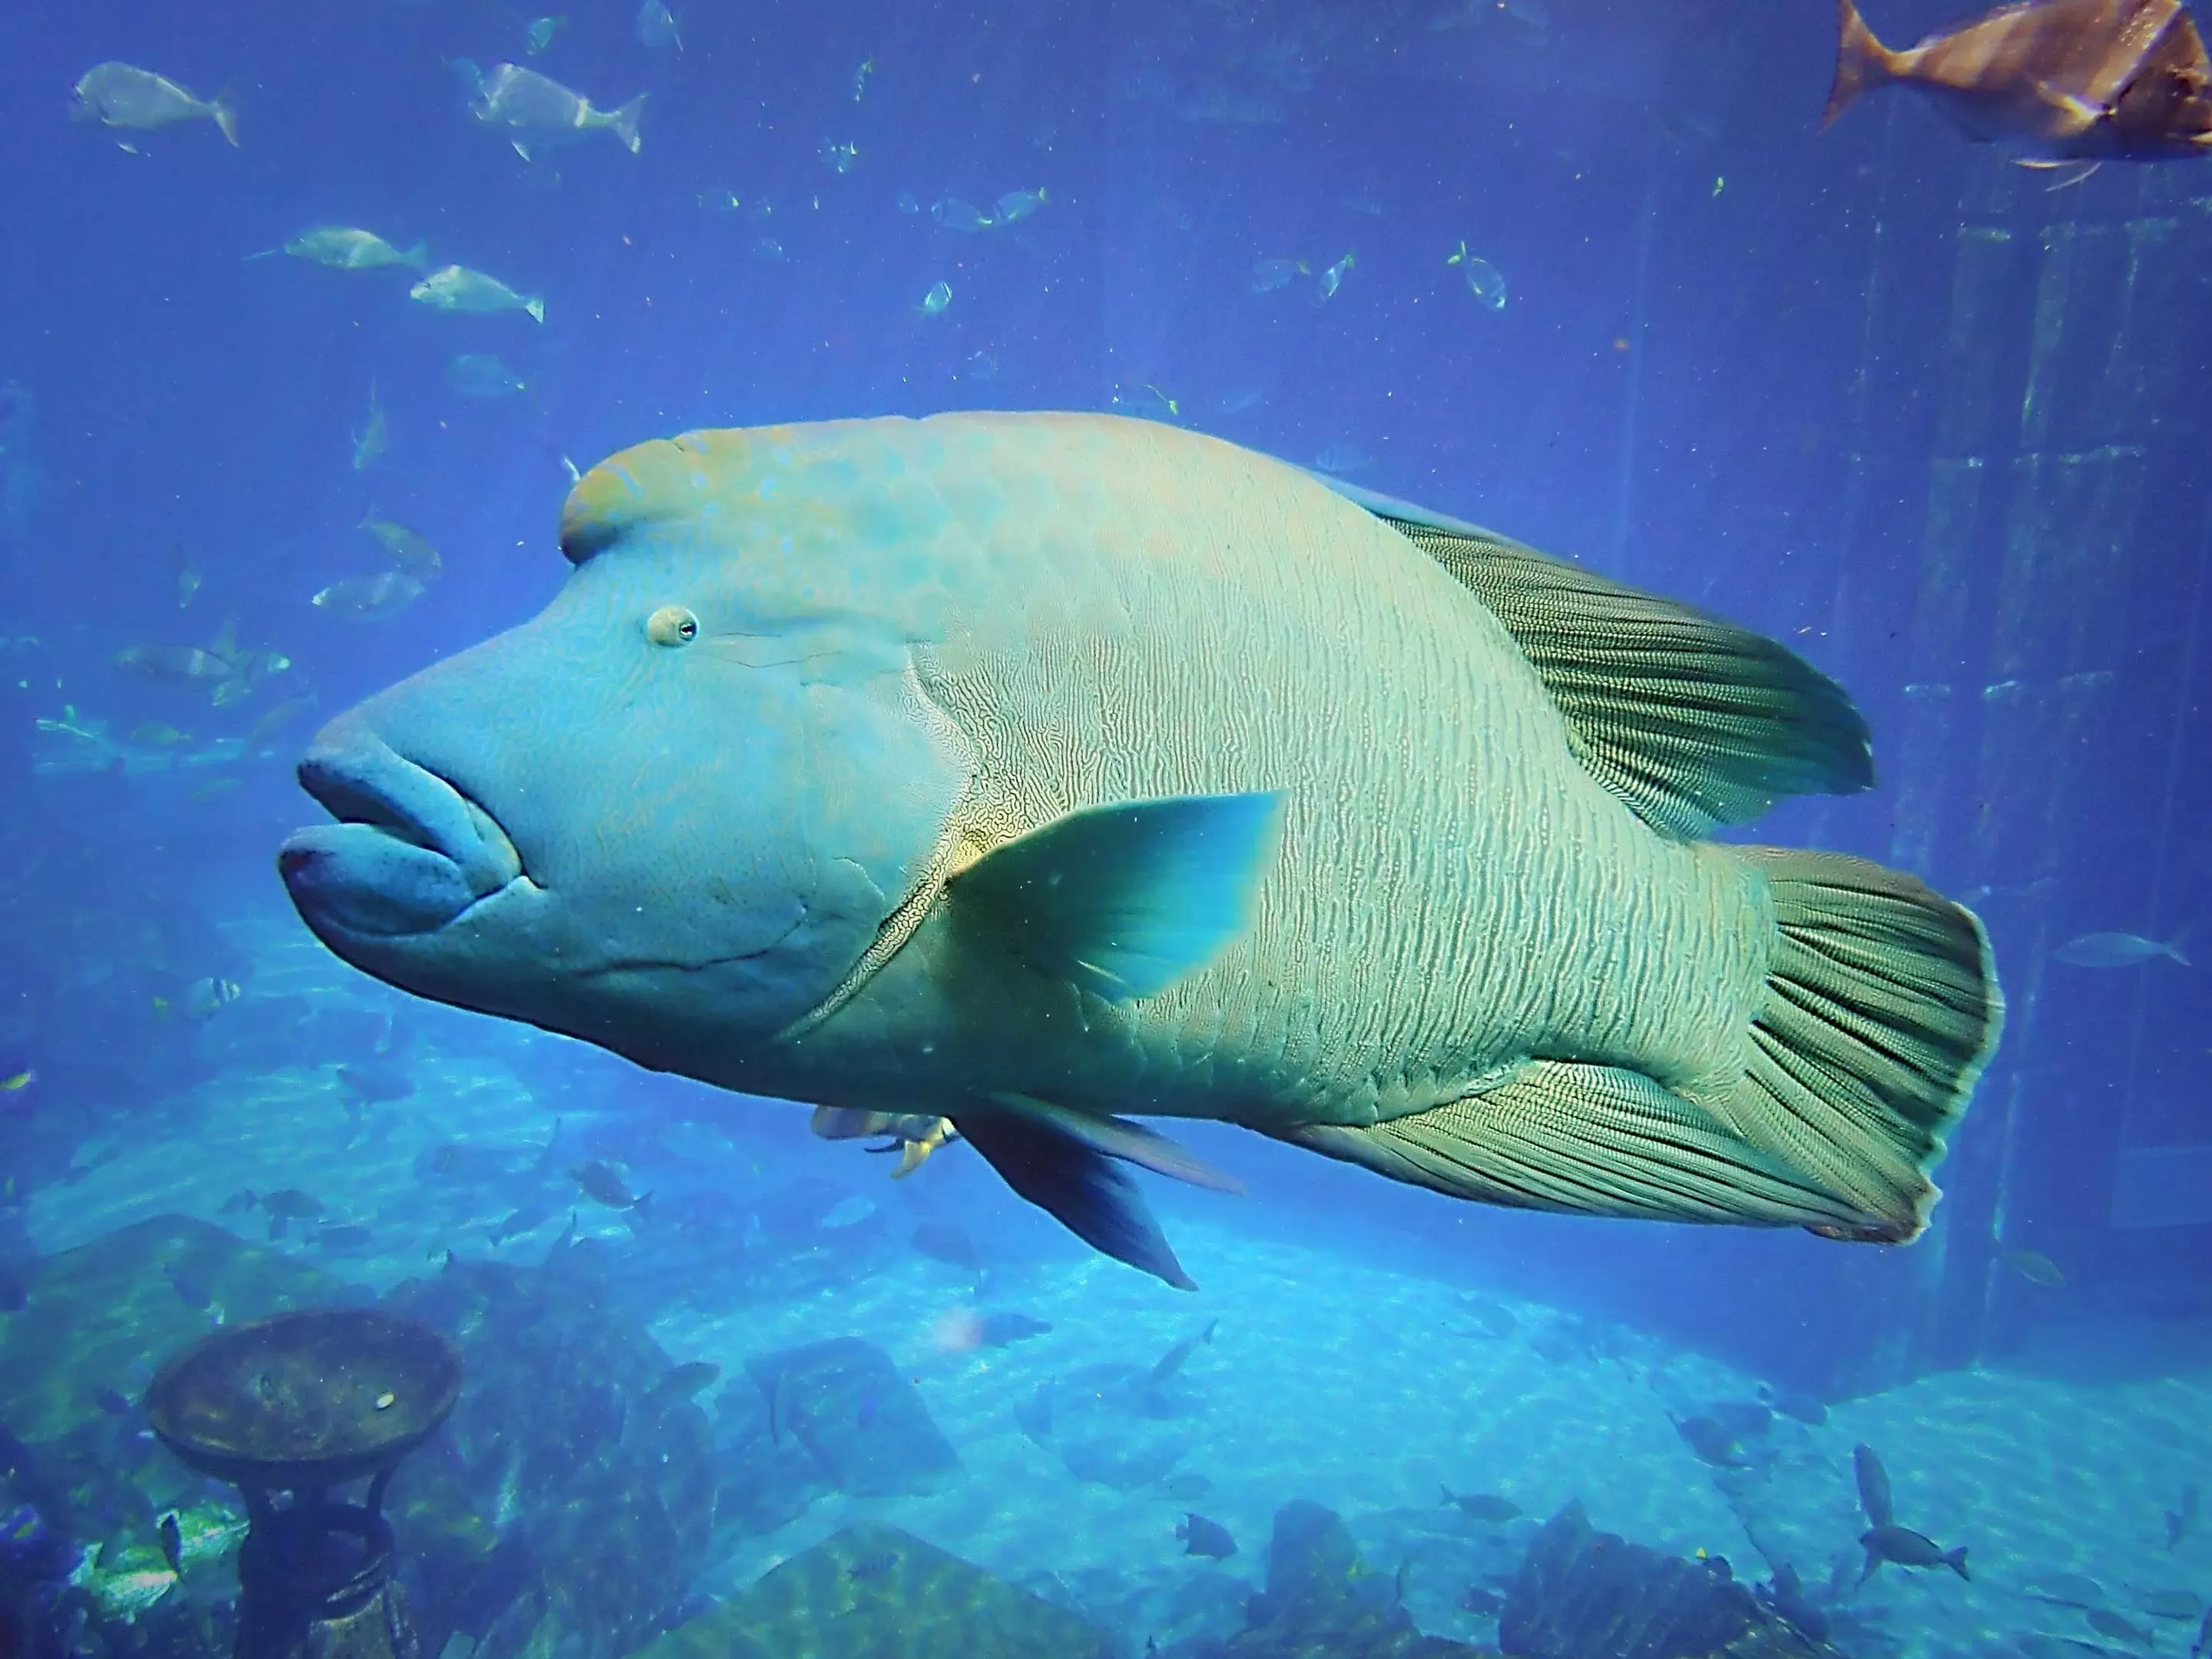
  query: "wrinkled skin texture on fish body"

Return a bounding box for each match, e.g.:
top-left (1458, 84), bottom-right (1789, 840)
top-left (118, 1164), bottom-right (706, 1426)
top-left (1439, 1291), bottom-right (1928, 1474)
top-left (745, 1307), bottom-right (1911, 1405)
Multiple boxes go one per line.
top-left (283, 413), bottom-right (1773, 1139)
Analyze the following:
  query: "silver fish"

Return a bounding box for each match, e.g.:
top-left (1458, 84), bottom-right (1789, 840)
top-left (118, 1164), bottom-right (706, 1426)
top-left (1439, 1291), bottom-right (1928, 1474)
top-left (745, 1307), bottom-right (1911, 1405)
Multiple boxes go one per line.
top-left (283, 227), bottom-right (427, 273)
top-left (466, 62), bottom-right (645, 158)
top-left (636, 0), bottom-right (682, 51)
top-left (931, 197), bottom-right (993, 231)
top-left (447, 354), bottom-right (528, 398)
top-left (2053, 929), bottom-right (2188, 967)
top-left (312, 571), bottom-right (423, 620)
top-left (72, 63), bottom-right (237, 146)
top-left (356, 514), bottom-right (442, 581)
top-left (410, 265), bottom-right (545, 323)
top-left (352, 388), bottom-right (389, 472)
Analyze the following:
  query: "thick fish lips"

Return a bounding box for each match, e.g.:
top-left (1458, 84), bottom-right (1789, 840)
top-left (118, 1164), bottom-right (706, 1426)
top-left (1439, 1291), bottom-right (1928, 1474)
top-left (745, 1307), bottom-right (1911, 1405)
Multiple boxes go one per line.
top-left (280, 733), bottom-right (525, 938)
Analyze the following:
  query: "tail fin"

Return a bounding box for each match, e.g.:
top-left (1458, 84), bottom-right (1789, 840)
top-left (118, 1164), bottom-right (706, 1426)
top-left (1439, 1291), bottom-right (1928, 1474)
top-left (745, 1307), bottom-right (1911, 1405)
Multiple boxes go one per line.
top-left (1266, 846), bottom-right (1998, 1248)
top-left (525, 294), bottom-right (547, 324)
top-left (210, 84), bottom-right (240, 147)
top-left (1721, 848), bottom-right (2003, 1243)
top-left (1824, 0), bottom-right (1896, 128)
top-left (400, 241), bottom-right (430, 273)
top-left (1945, 1547), bottom-right (1970, 1581)
top-left (608, 93), bottom-right (647, 154)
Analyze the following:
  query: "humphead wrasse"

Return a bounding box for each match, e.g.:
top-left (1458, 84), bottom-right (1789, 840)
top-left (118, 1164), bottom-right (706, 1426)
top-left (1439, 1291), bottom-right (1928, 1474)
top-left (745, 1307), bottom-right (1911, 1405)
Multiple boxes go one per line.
top-left (278, 414), bottom-right (2003, 1289)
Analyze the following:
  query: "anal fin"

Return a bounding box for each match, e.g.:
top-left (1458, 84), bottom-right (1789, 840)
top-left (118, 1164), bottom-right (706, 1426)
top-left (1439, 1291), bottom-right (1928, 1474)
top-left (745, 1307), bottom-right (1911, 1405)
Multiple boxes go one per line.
top-left (1277, 1061), bottom-right (1874, 1233)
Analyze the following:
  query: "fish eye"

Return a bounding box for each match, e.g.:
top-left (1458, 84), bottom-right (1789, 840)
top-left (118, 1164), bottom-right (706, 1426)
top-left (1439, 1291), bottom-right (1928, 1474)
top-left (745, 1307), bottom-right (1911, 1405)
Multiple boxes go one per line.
top-left (646, 605), bottom-right (698, 647)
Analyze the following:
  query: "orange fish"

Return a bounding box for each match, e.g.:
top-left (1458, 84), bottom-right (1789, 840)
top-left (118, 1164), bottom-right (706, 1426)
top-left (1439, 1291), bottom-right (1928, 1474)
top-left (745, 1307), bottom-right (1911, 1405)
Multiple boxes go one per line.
top-left (1825, 0), bottom-right (2212, 160)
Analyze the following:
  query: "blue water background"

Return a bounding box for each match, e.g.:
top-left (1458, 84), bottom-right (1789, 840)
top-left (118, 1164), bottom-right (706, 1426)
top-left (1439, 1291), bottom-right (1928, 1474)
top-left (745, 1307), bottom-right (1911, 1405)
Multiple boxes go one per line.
top-left (2, 0), bottom-right (2208, 1409)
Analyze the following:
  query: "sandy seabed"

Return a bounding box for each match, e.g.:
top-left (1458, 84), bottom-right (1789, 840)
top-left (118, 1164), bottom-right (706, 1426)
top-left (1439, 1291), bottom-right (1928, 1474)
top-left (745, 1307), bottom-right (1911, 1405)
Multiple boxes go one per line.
top-left (25, 916), bottom-right (2210, 1658)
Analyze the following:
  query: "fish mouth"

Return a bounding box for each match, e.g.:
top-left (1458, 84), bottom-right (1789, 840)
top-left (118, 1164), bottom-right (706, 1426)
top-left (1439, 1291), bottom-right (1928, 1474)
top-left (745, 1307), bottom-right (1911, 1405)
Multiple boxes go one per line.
top-left (279, 728), bottom-right (527, 938)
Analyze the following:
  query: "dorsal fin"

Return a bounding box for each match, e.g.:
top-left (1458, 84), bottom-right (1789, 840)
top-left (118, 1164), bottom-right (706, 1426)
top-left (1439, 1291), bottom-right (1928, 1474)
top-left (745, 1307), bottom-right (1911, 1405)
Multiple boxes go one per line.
top-left (1333, 483), bottom-right (1873, 840)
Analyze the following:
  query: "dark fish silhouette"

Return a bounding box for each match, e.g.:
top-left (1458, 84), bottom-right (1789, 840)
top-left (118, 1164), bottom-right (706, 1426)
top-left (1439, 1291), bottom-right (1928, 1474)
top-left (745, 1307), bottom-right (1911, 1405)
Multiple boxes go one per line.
top-left (1673, 1415), bottom-right (1748, 1469)
top-left (1148, 1320), bottom-right (1219, 1388)
top-left (847, 1551), bottom-right (898, 1582)
top-left (1012, 1376), bottom-right (1055, 1442)
top-left (1453, 1294), bottom-right (1518, 1339)
top-left (644, 1361), bottom-right (721, 1410)
top-left (336, 1060), bottom-right (413, 1105)
top-left (910, 1219), bottom-right (983, 1275)
top-left (1760, 1384), bottom-right (1828, 1426)
top-left (1177, 1512), bottom-right (1237, 1559)
top-left (1825, 0), bottom-right (2212, 160)
top-left (571, 1161), bottom-right (650, 1214)
top-left (1765, 1564), bottom-right (1829, 1643)
top-left (1439, 1487), bottom-right (1522, 1523)
top-left (488, 1202), bottom-right (553, 1246)
top-left (2168, 1480), bottom-right (2200, 1548)
top-left (975, 1312), bottom-right (1052, 1347)
top-left (1707, 1399), bottom-right (1773, 1442)
top-left (261, 1189), bottom-right (322, 1241)
top-left (1853, 1442), bottom-right (1894, 1528)
top-left (2026, 1570), bottom-right (2106, 1607)
top-left (1858, 1524), bottom-right (1969, 1582)
top-left (2088, 1607), bottom-right (2154, 1645)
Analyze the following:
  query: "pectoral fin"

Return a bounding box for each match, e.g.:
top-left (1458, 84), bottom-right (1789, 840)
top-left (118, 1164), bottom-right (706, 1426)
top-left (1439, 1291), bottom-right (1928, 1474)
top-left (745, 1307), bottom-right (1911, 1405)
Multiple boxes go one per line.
top-left (955, 1097), bottom-right (1242, 1289)
top-left (951, 792), bottom-right (1284, 998)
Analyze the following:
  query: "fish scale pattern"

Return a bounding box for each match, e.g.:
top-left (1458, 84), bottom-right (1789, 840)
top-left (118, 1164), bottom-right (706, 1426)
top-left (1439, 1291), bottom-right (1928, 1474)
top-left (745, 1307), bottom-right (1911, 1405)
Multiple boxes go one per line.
top-left (849, 413), bottom-right (1771, 1129)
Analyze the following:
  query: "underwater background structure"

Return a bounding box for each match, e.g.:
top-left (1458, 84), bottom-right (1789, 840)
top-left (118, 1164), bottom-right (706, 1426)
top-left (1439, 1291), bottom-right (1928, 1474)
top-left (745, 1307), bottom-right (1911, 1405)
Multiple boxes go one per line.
top-left (2, 0), bottom-right (2210, 1656)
